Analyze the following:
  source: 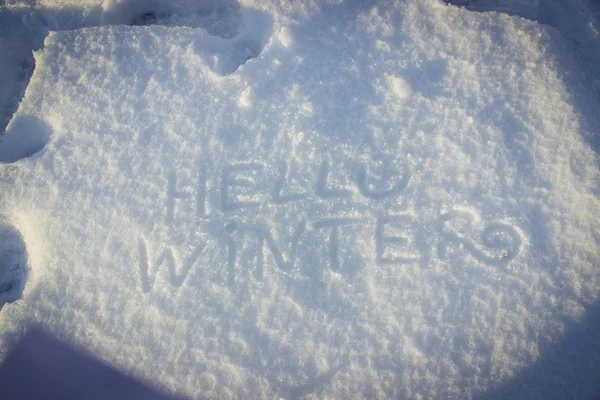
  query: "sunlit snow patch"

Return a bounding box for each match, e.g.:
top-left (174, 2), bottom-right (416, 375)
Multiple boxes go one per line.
top-left (0, 1), bottom-right (599, 399)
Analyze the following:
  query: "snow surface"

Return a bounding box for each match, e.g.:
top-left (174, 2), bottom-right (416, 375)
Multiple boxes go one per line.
top-left (1, 0), bottom-right (600, 398)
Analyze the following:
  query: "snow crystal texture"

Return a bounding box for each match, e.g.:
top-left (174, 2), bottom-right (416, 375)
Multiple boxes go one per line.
top-left (1, 0), bottom-right (599, 398)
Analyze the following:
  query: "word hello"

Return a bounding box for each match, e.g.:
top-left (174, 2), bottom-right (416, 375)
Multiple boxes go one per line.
top-left (165, 160), bottom-right (412, 223)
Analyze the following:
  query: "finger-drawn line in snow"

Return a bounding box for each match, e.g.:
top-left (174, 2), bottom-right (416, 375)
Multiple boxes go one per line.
top-left (316, 160), bottom-right (353, 199)
top-left (438, 208), bottom-right (523, 265)
top-left (355, 163), bottom-right (411, 200)
top-left (376, 215), bottom-right (421, 265)
top-left (166, 169), bottom-right (208, 223)
top-left (314, 218), bottom-right (361, 271)
top-left (220, 163), bottom-right (264, 212)
top-left (0, 219), bottom-right (29, 310)
top-left (271, 162), bottom-right (308, 204)
top-left (226, 221), bottom-right (306, 288)
top-left (138, 240), bottom-right (206, 293)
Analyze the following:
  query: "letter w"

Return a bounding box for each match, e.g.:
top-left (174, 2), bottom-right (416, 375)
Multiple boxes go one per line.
top-left (138, 240), bottom-right (205, 293)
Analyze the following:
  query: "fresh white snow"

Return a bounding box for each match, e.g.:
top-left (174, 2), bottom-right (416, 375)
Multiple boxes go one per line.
top-left (0, 0), bottom-right (599, 398)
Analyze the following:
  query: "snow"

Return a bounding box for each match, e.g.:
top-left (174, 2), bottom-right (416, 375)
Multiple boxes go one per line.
top-left (385, 75), bottom-right (413, 100)
top-left (0, 0), bottom-right (599, 398)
